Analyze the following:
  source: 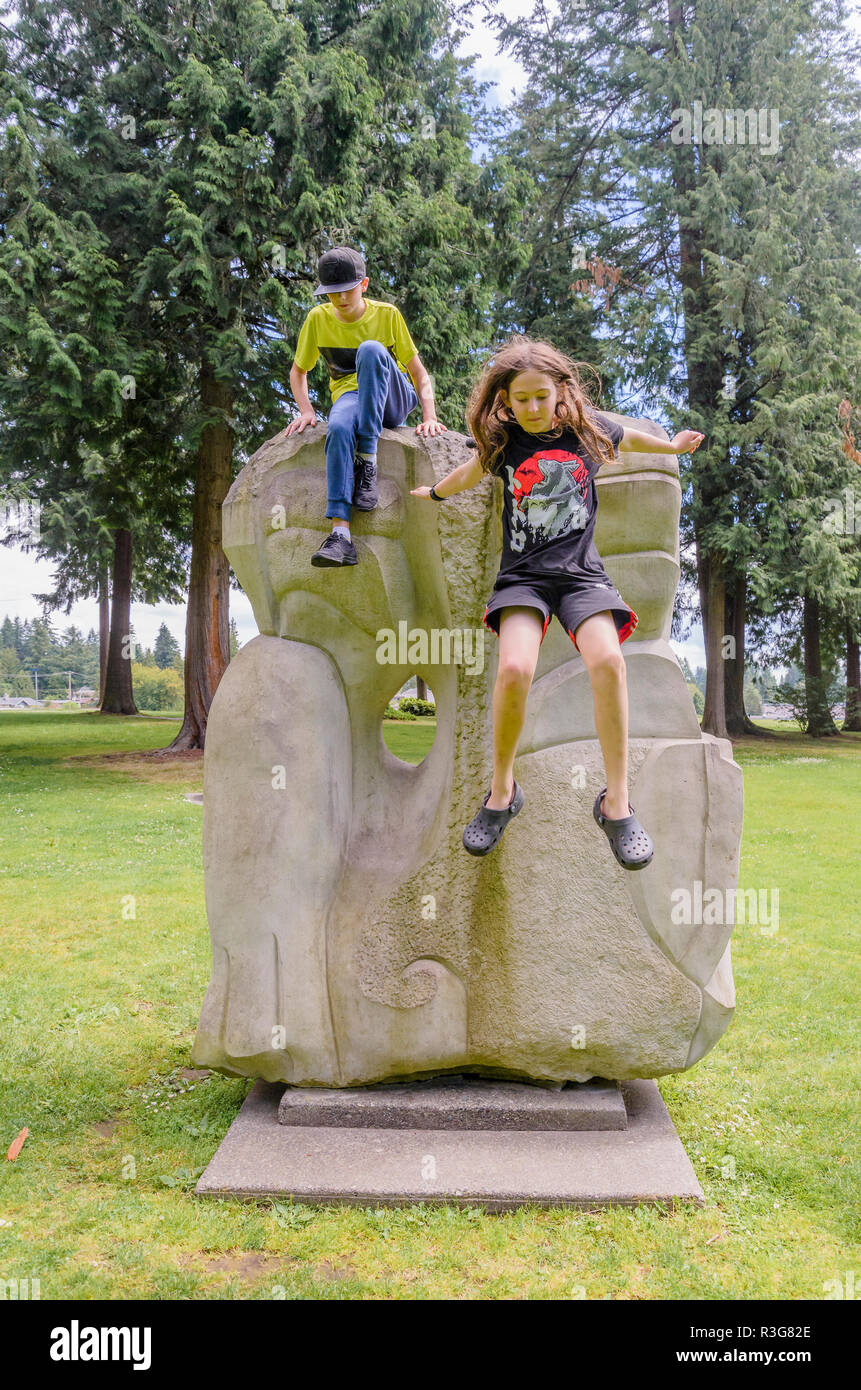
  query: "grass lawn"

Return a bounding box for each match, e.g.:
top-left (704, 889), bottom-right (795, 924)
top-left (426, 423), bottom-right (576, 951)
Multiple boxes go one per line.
top-left (0, 708), bottom-right (858, 1299)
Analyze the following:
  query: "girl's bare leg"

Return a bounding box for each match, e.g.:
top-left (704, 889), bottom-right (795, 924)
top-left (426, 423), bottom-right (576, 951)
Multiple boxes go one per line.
top-left (573, 611), bottom-right (630, 820)
top-left (485, 606), bottom-right (545, 809)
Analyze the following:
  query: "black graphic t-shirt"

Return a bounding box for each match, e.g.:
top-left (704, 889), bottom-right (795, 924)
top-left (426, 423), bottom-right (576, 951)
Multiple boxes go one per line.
top-left (487, 413), bottom-right (624, 582)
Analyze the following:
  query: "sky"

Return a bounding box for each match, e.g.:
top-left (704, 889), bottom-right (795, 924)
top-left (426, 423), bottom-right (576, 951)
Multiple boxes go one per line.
top-left (9, 0), bottom-right (849, 676)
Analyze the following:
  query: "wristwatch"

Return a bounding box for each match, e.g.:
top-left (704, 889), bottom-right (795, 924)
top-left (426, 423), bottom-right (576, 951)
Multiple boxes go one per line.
top-left (429, 485), bottom-right (444, 501)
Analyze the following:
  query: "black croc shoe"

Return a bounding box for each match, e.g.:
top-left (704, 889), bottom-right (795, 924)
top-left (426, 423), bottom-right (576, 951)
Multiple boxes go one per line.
top-left (352, 455), bottom-right (379, 510)
top-left (593, 787), bottom-right (654, 870)
top-left (463, 781), bottom-right (525, 856)
top-left (311, 531), bottom-right (358, 567)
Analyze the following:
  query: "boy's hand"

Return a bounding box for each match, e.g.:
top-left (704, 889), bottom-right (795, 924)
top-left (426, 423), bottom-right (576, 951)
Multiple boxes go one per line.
top-left (410, 486), bottom-right (434, 498)
top-left (284, 411), bottom-right (318, 437)
top-left (671, 430), bottom-right (705, 454)
top-left (415, 418), bottom-right (447, 438)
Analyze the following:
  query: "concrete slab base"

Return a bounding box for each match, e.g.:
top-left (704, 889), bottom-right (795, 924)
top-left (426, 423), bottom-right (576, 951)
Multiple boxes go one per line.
top-left (196, 1078), bottom-right (704, 1210)
top-left (278, 1074), bottom-right (627, 1131)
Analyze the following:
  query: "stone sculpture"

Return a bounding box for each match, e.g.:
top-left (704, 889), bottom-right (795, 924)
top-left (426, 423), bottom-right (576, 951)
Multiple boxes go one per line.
top-left (191, 417), bottom-right (743, 1086)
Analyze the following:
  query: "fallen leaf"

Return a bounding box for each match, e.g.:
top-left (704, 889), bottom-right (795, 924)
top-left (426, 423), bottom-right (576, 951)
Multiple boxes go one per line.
top-left (6, 1128), bottom-right (28, 1161)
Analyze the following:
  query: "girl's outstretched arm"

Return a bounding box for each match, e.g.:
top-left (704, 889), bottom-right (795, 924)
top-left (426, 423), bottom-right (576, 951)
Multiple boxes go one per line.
top-left (410, 454), bottom-right (485, 499)
top-left (618, 426), bottom-right (705, 455)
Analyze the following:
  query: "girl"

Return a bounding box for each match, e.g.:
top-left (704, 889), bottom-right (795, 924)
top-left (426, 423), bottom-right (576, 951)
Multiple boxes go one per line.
top-left (410, 336), bottom-right (704, 869)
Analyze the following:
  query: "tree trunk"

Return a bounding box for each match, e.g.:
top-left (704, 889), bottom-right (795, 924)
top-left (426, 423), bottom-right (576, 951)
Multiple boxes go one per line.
top-left (99, 529), bottom-right (138, 715)
top-left (98, 561), bottom-right (109, 706)
top-left (803, 593), bottom-right (839, 736)
top-left (416, 676), bottom-right (427, 701)
top-left (696, 537), bottom-right (729, 739)
top-left (724, 570), bottom-right (763, 736)
top-left (166, 361), bottom-right (234, 751)
top-left (843, 619), bottom-right (861, 731)
top-left (669, 0), bottom-right (727, 741)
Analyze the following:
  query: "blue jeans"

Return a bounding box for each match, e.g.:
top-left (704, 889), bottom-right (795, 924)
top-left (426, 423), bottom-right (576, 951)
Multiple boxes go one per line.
top-left (325, 339), bottom-right (419, 520)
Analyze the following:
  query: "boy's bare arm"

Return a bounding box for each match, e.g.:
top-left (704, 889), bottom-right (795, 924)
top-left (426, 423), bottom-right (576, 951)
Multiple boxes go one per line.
top-left (617, 425), bottom-right (704, 455)
top-left (405, 354), bottom-right (447, 438)
top-left (410, 454), bottom-right (485, 500)
top-left (284, 364), bottom-right (318, 436)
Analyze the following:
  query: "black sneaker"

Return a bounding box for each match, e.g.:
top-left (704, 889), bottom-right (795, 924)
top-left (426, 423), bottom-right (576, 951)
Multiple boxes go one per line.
top-left (310, 530), bottom-right (358, 567)
top-left (352, 454), bottom-right (379, 510)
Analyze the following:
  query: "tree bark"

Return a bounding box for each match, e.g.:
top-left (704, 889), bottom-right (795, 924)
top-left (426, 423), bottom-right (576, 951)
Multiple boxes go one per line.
top-left (668, 0), bottom-right (727, 740)
top-left (843, 619), bottom-right (861, 731)
top-left (416, 676), bottom-right (427, 701)
top-left (803, 593), bottom-right (839, 736)
top-left (166, 361), bottom-right (234, 751)
top-left (99, 529), bottom-right (138, 715)
top-left (98, 561), bottom-right (109, 706)
top-left (696, 537), bottom-right (729, 739)
top-left (724, 570), bottom-right (763, 736)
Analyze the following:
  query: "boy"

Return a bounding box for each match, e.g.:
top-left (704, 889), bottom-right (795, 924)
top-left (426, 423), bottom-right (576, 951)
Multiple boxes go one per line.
top-left (285, 246), bottom-right (446, 566)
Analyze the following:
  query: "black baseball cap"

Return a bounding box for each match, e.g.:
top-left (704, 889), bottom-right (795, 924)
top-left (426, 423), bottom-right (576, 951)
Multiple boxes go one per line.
top-left (313, 246), bottom-right (367, 295)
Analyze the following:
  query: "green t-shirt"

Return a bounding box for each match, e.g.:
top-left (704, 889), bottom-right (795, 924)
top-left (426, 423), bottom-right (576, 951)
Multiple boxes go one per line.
top-left (293, 298), bottom-right (419, 404)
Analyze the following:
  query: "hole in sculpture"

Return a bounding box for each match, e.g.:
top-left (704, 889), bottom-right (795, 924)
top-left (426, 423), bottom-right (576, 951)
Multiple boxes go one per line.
top-left (382, 676), bottom-right (437, 765)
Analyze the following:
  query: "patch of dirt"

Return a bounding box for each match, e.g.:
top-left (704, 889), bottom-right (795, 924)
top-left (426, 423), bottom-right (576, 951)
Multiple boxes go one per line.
top-left (201, 1253), bottom-right (272, 1277)
top-left (178, 1251), bottom-right (300, 1279)
top-left (179, 1068), bottom-right (211, 1083)
top-left (315, 1259), bottom-right (358, 1281)
top-left (66, 756), bottom-right (203, 767)
top-left (91, 1119), bottom-right (118, 1138)
top-left (65, 748), bottom-right (203, 762)
top-left (61, 748), bottom-right (204, 783)
top-left (176, 1250), bottom-right (358, 1285)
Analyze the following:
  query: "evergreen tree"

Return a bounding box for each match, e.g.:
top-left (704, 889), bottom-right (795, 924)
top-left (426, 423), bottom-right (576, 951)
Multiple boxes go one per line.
top-left (487, 0), bottom-right (861, 738)
top-left (154, 622), bottom-right (181, 670)
top-left (4, 0), bottom-right (531, 749)
top-left (0, 7), bottom-right (193, 716)
top-left (677, 653), bottom-right (695, 681)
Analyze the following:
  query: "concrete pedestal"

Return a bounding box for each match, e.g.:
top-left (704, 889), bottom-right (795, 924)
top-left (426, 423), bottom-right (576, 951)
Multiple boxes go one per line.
top-left (195, 1076), bottom-right (703, 1211)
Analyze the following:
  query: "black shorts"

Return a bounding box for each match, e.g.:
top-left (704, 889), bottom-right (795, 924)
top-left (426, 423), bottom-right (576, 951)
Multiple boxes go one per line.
top-left (482, 570), bottom-right (638, 652)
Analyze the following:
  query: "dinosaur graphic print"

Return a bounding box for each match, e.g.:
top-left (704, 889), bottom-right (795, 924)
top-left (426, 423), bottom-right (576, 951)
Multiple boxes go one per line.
top-left (504, 447), bottom-right (591, 553)
top-left (492, 415), bottom-right (624, 580)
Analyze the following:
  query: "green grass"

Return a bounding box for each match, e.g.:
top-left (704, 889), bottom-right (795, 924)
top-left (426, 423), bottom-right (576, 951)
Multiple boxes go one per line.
top-left (0, 709), bottom-right (858, 1299)
top-left (381, 715), bottom-right (437, 762)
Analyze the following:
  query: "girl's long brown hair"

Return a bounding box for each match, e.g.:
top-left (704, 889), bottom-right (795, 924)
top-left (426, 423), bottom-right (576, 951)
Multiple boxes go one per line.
top-left (465, 336), bottom-right (618, 476)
